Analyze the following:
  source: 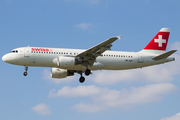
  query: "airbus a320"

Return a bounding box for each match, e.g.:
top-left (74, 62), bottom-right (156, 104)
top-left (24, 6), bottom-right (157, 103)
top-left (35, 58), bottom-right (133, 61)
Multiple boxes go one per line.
top-left (2, 28), bottom-right (177, 83)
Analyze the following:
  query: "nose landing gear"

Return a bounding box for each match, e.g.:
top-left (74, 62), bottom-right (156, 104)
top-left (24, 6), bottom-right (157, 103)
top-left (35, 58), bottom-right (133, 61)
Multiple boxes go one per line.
top-left (23, 66), bottom-right (28, 76)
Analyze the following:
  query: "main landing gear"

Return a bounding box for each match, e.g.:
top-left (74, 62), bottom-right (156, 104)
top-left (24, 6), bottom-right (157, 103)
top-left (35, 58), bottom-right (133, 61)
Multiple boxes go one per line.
top-left (23, 66), bottom-right (28, 76)
top-left (79, 69), bottom-right (91, 83)
top-left (85, 69), bottom-right (91, 76)
top-left (79, 75), bottom-right (85, 83)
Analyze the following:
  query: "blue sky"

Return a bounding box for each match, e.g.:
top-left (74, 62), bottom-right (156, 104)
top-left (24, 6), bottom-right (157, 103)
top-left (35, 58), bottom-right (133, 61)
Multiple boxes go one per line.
top-left (1, 0), bottom-right (180, 120)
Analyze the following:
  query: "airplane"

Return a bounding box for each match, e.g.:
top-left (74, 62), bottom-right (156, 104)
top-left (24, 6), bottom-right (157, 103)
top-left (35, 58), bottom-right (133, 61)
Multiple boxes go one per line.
top-left (2, 28), bottom-right (177, 83)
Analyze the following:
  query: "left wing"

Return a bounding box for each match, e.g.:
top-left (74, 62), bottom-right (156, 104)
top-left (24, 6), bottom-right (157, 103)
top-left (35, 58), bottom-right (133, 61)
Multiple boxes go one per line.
top-left (76, 35), bottom-right (121, 66)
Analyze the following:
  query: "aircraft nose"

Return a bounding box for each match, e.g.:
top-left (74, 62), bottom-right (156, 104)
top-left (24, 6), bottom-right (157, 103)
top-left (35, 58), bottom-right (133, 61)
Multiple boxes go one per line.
top-left (2, 53), bottom-right (18, 64)
top-left (2, 54), bottom-right (7, 62)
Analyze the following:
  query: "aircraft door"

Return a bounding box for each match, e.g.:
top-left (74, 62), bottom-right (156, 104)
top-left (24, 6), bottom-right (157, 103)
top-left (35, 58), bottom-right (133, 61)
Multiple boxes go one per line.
top-left (24, 47), bottom-right (30, 57)
top-left (138, 53), bottom-right (143, 63)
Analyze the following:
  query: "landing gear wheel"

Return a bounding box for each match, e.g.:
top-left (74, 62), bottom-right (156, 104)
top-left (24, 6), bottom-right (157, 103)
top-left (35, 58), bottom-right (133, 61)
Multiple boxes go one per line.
top-left (79, 76), bottom-right (85, 83)
top-left (23, 72), bottom-right (27, 76)
top-left (23, 66), bottom-right (28, 76)
top-left (85, 69), bottom-right (91, 76)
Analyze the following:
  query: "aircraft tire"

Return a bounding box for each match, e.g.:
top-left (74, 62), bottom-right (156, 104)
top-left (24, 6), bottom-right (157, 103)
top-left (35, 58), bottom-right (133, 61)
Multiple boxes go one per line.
top-left (23, 72), bottom-right (28, 76)
top-left (85, 69), bottom-right (91, 76)
top-left (79, 76), bottom-right (85, 83)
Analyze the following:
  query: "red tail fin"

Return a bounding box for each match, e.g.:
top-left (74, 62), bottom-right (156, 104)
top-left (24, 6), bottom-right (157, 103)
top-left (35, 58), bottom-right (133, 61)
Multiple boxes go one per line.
top-left (143, 28), bottom-right (171, 51)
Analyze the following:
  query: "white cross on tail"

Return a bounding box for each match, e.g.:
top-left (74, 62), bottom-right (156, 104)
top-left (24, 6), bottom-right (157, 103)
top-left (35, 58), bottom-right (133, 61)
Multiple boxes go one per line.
top-left (154, 35), bottom-right (166, 47)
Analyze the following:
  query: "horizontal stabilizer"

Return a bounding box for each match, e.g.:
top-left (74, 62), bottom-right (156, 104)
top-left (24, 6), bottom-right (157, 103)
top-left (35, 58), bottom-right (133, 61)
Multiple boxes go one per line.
top-left (152, 50), bottom-right (177, 60)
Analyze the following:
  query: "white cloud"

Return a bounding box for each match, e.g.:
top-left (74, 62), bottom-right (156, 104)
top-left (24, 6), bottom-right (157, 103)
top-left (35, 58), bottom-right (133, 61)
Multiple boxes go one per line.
top-left (169, 41), bottom-right (180, 53)
top-left (161, 112), bottom-right (180, 120)
top-left (49, 83), bottom-right (177, 113)
top-left (73, 103), bottom-right (107, 113)
top-left (32, 103), bottom-right (52, 115)
top-left (89, 63), bottom-right (178, 85)
top-left (49, 85), bottom-right (101, 98)
top-left (75, 23), bottom-right (91, 30)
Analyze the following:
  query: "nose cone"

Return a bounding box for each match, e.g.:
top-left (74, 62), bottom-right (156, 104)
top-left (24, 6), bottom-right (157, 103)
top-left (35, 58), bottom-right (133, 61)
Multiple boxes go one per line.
top-left (2, 53), bottom-right (18, 64)
top-left (2, 54), bottom-right (7, 62)
top-left (2, 54), bottom-right (14, 64)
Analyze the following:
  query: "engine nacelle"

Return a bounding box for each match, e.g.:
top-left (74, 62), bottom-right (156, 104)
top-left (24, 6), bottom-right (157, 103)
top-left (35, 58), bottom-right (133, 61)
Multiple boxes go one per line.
top-left (53, 56), bottom-right (82, 67)
top-left (51, 68), bottom-right (74, 78)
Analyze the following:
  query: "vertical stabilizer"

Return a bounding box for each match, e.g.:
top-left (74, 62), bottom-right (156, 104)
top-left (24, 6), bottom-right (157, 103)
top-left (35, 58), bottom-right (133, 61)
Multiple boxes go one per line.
top-left (143, 28), bottom-right (171, 52)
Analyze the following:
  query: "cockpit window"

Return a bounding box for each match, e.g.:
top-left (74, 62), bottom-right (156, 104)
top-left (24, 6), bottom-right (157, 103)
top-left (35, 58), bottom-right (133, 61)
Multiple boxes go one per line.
top-left (11, 50), bottom-right (18, 53)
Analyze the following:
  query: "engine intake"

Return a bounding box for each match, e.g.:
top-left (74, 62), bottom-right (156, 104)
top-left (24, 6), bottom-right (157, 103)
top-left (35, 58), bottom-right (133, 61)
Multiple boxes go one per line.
top-left (51, 68), bottom-right (74, 78)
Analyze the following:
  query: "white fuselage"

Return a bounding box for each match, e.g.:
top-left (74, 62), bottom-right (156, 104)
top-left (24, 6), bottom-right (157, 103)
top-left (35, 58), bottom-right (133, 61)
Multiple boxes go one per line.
top-left (2, 47), bottom-right (175, 71)
top-left (2, 28), bottom-right (176, 82)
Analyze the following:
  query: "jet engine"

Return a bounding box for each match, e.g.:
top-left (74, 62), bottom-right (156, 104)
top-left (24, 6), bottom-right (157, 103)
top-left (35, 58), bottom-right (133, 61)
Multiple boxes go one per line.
top-left (53, 57), bottom-right (82, 67)
top-left (51, 68), bottom-right (74, 78)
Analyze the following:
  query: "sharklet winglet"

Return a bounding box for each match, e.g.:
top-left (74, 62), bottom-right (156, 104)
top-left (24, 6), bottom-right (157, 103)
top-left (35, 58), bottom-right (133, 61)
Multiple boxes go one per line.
top-left (117, 35), bottom-right (122, 40)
